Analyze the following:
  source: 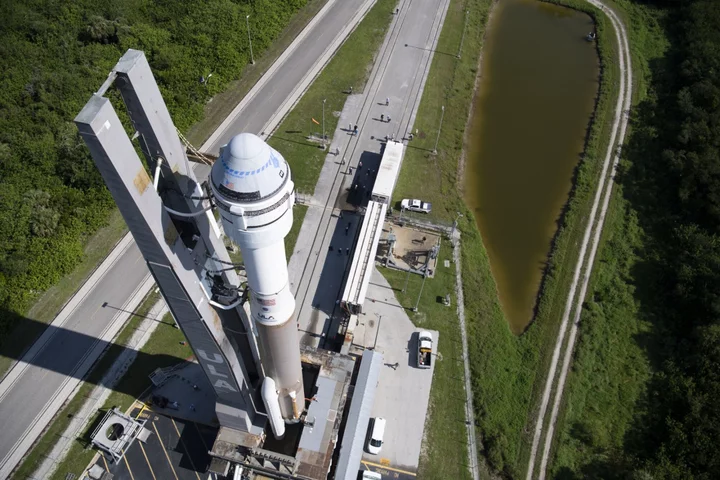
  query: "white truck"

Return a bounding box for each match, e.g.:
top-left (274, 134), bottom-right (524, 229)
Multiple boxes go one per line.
top-left (417, 331), bottom-right (433, 369)
top-left (401, 198), bottom-right (432, 214)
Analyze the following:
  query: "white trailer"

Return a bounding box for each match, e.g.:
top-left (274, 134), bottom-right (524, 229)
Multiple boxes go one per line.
top-left (371, 140), bottom-right (405, 206)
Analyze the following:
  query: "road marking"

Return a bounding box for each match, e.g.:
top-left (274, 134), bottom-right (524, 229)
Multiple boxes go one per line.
top-left (139, 442), bottom-right (157, 480)
top-left (380, 458), bottom-right (391, 466)
top-left (193, 421), bottom-right (210, 451)
top-left (362, 460), bottom-right (417, 476)
top-left (123, 454), bottom-right (136, 480)
top-left (101, 453), bottom-right (110, 472)
top-left (134, 402), bottom-right (149, 420)
top-left (171, 418), bottom-right (201, 480)
top-left (153, 421), bottom-right (179, 480)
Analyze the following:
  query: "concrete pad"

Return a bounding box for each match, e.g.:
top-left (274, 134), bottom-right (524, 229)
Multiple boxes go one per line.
top-left (354, 268), bottom-right (438, 472)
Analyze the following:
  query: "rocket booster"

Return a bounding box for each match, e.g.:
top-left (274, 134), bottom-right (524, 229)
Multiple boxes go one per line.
top-left (209, 133), bottom-right (305, 434)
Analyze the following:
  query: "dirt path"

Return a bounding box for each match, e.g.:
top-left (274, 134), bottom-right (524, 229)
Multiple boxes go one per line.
top-left (525, 2), bottom-right (633, 479)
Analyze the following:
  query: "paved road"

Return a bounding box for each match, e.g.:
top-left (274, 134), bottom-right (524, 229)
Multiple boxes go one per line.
top-left (285, 0), bottom-right (451, 473)
top-left (289, 0), bottom-right (450, 346)
top-left (0, 0), bottom-right (374, 476)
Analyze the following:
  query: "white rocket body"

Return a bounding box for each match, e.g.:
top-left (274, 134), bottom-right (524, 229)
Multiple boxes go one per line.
top-left (209, 134), bottom-right (305, 433)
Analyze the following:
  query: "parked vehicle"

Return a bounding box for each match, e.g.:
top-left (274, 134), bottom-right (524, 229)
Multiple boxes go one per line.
top-left (417, 331), bottom-right (433, 369)
top-left (366, 417), bottom-right (386, 454)
top-left (401, 198), bottom-right (432, 214)
top-left (361, 471), bottom-right (383, 480)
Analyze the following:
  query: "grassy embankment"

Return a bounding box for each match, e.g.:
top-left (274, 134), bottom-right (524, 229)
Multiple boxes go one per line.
top-left (267, 0), bottom-right (397, 193)
top-left (1, 0), bottom-right (327, 381)
top-left (547, 1), bottom-right (669, 476)
top-left (389, 0), bottom-right (627, 477)
top-left (382, 245), bottom-right (472, 480)
top-left (374, 1), bottom-right (489, 478)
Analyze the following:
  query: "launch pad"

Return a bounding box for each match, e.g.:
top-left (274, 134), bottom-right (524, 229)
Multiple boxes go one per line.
top-left (209, 348), bottom-right (355, 478)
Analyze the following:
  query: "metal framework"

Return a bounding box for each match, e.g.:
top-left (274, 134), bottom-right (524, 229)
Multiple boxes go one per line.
top-left (75, 49), bottom-right (265, 434)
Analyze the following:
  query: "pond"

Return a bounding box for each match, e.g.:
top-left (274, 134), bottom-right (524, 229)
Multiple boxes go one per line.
top-left (464, 0), bottom-right (599, 333)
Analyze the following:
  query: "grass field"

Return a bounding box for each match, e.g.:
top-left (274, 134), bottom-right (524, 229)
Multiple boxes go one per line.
top-left (267, 0), bottom-right (397, 193)
top-left (547, 0), bottom-right (670, 476)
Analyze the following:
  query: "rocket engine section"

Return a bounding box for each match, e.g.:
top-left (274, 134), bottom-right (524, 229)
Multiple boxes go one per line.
top-left (210, 133), bottom-right (305, 436)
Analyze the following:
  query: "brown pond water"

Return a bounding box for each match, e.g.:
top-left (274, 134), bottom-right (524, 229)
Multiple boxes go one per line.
top-left (464, 0), bottom-right (599, 333)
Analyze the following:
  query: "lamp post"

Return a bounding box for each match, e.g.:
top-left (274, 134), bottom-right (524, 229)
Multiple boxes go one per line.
top-left (322, 98), bottom-right (326, 148)
top-left (433, 105), bottom-right (445, 154)
top-left (413, 272), bottom-right (428, 312)
top-left (451, 211), bottom-right (463, 245)
top-left (246, 15), bottom-right (255, 64)
top-left (402, 268), bottom-right (411, 293)
top-left (458, 10), bottom-right (469, 59)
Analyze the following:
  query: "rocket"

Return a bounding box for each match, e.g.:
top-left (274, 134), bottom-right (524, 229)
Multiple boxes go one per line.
top-left (209, 133), bottom-right (305, 438)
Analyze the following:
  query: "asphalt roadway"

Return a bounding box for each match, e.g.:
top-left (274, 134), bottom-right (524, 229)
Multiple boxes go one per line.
top-left (0, 0), bottom-right (374, 476)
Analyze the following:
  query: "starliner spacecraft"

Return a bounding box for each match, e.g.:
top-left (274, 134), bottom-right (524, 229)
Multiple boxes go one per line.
top-left (74, 49), bottom-right (303, 440)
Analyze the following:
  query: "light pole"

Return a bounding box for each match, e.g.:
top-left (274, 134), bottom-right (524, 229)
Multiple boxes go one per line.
top-left (322, 98), bottom-right (326, 148)
top-left (433, 105), bottom-right (445, 154)
top-left (451, 211), bottom-right (463, 245)
top-left (458, 10), bottom-right (469, 59)
top-left (246, 15), bottom-right (255, 64)
top-left (413, 272), bottom-right (428, 312)
top-left (402, 268), bottom-right (411, 293)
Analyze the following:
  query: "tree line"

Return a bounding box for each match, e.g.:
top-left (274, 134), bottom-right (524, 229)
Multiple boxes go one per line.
top-left (0, 0), bottom-right (307, 329)
top-left (596, 0), bottom-right (720, 477)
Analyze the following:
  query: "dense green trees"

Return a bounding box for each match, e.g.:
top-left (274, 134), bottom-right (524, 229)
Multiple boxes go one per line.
top-left (0, 0), bottom-right (306, 326)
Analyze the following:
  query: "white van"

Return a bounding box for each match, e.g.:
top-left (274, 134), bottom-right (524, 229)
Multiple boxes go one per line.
top-left (366, 417), bottom-right (386, 454)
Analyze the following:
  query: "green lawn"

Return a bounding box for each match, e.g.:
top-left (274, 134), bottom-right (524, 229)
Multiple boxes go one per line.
top-left (268, 0), bottom-right (397, 193)
top-left (547, 0), bottom-right (670, 476)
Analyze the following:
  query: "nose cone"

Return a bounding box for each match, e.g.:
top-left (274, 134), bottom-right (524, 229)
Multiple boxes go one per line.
top-left (211, 133), bottom-right (289, 203)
